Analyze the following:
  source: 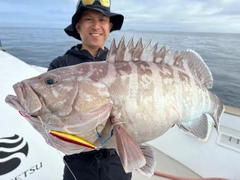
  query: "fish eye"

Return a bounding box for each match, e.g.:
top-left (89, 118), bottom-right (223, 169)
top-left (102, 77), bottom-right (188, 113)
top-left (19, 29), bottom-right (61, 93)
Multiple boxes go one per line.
top-left (45, 77), bottom-right (57, 85)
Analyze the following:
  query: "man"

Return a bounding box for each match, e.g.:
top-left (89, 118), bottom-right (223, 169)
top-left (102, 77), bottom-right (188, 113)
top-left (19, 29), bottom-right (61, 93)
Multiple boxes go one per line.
top-left (48, 0), bottom-right (132, 180)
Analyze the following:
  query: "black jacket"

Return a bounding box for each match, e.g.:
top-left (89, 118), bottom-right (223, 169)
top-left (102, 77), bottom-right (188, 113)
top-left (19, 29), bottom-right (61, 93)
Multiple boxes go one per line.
top-left (48, 44), bottom-right (108, 71)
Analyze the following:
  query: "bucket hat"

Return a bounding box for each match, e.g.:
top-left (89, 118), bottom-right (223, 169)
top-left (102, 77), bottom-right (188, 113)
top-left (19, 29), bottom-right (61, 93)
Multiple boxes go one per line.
top-left (64, 0), bottom-right (124, 40)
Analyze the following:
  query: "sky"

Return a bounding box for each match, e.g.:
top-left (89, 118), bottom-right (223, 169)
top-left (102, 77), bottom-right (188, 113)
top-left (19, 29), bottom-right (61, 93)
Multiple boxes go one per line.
top-left (0, 0), bottom-right (240, 33)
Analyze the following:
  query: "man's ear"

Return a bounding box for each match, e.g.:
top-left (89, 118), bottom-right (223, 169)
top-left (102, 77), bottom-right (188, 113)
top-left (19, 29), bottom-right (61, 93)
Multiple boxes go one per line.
top-left (109, 23), bottom-right (113, 31)
top-left (75, 22), bottom-right (80, 33)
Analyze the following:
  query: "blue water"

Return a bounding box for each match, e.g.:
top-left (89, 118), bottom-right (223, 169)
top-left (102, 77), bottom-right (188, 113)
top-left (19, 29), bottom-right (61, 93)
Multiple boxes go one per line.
top-left (0, 27), bottom-right (240, 108)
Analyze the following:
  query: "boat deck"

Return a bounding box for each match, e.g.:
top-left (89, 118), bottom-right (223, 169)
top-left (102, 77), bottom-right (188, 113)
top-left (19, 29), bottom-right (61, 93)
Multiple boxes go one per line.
top-left (132, 145), bottom-right (201, 179)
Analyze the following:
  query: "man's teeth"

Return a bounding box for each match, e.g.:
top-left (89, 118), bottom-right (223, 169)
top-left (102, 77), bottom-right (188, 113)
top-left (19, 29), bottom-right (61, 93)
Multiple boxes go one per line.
top-left (91, 34), bottom-right (100, 37)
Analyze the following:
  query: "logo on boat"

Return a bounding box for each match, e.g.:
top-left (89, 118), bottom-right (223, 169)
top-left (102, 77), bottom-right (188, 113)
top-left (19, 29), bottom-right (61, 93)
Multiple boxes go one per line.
top-left (0, 134), bottom-right (29, 175)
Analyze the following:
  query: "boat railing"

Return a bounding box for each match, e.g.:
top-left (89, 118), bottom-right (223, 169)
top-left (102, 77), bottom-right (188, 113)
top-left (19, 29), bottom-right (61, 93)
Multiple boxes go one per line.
top-left (224, 105), bottom-right (240, 117)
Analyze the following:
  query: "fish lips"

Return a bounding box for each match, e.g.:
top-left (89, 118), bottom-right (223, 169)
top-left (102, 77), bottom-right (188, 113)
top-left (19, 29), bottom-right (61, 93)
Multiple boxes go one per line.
top-left (5, 82), bottom-right (43, 117)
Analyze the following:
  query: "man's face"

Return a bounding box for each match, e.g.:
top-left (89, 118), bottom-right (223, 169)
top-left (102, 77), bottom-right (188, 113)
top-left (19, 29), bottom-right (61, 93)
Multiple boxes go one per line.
top-left (76, 9), bottom-right (113, 50)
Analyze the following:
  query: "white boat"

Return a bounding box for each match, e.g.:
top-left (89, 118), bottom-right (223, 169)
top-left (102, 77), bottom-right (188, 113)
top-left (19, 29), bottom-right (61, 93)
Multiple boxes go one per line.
top-left (0, 50), bottom-right (239, 180)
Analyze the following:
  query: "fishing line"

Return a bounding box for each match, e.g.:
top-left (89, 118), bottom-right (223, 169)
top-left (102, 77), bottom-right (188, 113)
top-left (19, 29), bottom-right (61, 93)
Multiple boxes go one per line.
top-left (94, 115), bottom-right (116, 148)
top-left (37, 116), bottom-right (78, 180)
top-left (95, 127), bottom-right (113, 147)
top-left (95, 122), bottom-right (124, 148)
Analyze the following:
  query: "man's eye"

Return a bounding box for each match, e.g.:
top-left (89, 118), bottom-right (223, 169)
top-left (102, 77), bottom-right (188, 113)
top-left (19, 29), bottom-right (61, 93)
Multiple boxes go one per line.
top-left (101, 18), bottom-right (107, 22)
top-left (45, 78), bottom-right (56, 85)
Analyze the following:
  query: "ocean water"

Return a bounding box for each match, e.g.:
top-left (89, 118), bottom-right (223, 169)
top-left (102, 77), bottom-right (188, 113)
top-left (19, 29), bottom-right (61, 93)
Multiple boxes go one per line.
top-left (0, 27), bottom-right (240, 108)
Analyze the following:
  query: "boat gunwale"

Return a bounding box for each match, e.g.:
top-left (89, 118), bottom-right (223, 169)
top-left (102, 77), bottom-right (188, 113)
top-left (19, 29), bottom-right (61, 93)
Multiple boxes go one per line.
top-left (224, 105), bottom-right (240, 116)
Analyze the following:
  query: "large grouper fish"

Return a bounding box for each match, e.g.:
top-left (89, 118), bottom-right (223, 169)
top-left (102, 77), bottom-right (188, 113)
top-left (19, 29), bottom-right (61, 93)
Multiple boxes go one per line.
top-left (5, 37), bottom-right (224, 176)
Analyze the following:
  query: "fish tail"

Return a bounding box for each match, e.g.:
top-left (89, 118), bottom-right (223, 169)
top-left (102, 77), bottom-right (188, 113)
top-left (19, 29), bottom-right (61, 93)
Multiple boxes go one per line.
top-left (209, 93), bottom-right (225, 132)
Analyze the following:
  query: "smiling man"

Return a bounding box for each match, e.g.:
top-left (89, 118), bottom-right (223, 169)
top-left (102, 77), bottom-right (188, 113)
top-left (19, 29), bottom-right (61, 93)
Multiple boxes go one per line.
top-left (75, 9), bottom-right (112, 57)
top-left (48, 0), bottom-right (123, 69)
top-left (47, 0), bottom-right (130, 180)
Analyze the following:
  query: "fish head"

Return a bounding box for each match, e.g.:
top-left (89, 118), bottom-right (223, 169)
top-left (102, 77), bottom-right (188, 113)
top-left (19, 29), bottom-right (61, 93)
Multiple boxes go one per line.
top-left (5, 66), bottom-right (113, 154)
top-left (6, 69), bottom-right (79, 119)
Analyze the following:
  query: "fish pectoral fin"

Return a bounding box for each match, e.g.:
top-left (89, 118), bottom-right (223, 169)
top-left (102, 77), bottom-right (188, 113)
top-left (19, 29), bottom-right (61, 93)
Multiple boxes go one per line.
top-left (114, 123), bottom-right (146, 173)
top-left (177, 114), bottom-right (213, 141)
top-left (137, 145), bottom-right (156, 177)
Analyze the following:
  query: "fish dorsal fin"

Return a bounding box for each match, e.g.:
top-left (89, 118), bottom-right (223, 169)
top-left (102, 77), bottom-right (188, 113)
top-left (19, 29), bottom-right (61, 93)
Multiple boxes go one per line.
top-left (107, 36), bottom-right (213, 88)
top-left (116, 36), bottom-right (126, 61)
top-left (124, 36), bottom-right (135, 61)
top-left (162, 48), bottom-right (175, 65)
top-left (106, 36), bottom-right (173, 64)
top-left (140, 39), bottom-right (152, 61)
top-left (107, 38), bottom-right (117, 63)
top-left (155, 45), bottom-right (167, 63)
top-left (132, 37), bottom-right (143, 61)
top-left (174, 49), bottom-right (213, 88)
top-left (108, 36), bottom-right (135, 62)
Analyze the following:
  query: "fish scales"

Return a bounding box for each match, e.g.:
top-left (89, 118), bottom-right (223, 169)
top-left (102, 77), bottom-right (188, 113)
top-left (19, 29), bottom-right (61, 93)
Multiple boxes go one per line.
top-left (5, 36), bottom-right (224, 176)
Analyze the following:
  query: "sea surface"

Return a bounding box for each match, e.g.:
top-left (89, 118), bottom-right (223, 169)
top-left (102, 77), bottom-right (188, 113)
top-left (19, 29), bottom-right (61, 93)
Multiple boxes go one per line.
top-left (0, 27), bottom-right (240, 108)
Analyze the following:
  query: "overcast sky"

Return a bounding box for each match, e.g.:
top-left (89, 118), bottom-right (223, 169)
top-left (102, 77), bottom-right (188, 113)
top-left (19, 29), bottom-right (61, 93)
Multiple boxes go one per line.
top-left (0, 0), bottom-right (240, 33)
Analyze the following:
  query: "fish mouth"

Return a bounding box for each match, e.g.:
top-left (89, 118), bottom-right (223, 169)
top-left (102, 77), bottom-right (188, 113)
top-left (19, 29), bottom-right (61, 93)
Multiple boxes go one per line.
top-left (5, 82), bottom-right (43, 117)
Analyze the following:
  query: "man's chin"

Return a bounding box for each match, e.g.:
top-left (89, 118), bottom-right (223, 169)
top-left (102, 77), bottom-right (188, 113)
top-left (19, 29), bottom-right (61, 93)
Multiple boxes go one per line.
top-left (90, 42), bottom-right (105, 49)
